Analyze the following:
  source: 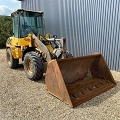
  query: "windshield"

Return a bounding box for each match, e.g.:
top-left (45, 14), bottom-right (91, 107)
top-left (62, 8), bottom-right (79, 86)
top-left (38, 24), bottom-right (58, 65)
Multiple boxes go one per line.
top-left (20, 11), bottom-right (44, 37)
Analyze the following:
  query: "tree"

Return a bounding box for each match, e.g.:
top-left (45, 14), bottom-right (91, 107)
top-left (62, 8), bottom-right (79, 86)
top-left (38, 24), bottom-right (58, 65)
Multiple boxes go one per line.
top-left (0, 16), bottom-right (13, 48)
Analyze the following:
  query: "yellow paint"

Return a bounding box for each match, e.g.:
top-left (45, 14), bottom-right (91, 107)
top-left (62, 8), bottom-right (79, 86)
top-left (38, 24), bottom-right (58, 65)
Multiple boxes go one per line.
top-left (46, 33), bottom-right (51, 39)
top-left (46, 44), bottom-right (54, 52)
top-left (10, 47), bottom-right (22, 59)
top-left (39, 34), bottom-right (54, 52)
top-left (7, 36), bottom-right (32, 59)
top-left (7, 34), bottom-right (54, 59)
top-left (11, 36), bottom-right (32, 47)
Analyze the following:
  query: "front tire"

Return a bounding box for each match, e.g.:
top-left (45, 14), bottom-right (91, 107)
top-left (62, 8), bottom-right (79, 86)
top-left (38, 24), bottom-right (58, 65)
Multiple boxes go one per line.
top-left (6, 48), bottom-right (19, 69)
top-left (23, 51), bottom-right (44, 80)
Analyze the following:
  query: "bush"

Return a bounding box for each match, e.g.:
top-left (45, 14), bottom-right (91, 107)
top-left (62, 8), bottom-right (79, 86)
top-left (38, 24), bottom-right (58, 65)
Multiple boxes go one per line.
top-left (0, 16), bottom-right (13, 48)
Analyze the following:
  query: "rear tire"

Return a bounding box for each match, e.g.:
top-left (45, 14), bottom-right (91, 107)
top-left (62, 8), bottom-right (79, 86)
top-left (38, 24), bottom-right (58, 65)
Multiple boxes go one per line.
top-left (23, 51), bottom-right (44, 80)
top-left (6, 48), bottom-right (19, 69)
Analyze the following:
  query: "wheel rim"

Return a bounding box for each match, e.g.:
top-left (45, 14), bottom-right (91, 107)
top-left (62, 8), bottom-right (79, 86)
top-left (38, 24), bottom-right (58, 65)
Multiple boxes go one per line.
top-left (26, 59), bottom-right (34, 74)
top-left (7, 52), bottom-right (11, 65)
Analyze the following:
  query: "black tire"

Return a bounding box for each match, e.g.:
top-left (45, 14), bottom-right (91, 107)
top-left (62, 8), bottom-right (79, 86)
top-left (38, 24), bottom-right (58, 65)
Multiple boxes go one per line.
top-left (6, 48), bottom-right (19, 69)
top-left (23, 51), bottom-right (44, 80)
top-left (66, 51), bottom-right (73, 58)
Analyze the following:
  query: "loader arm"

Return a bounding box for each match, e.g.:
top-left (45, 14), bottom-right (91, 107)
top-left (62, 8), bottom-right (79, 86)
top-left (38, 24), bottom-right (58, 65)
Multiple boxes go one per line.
top-left (32, 34), bottom-right (51, 61)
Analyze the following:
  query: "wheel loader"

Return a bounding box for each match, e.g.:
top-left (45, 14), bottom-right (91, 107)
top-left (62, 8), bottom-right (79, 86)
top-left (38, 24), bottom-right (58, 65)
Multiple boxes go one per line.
top-left (6, 9), bottom-right (72, 80)
top-left (6, 9), bottom-right (116, 107)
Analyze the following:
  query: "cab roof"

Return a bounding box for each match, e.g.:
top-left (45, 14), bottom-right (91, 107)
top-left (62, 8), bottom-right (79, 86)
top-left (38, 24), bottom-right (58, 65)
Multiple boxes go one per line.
top-left (11, 9), bottom-right (44, 16)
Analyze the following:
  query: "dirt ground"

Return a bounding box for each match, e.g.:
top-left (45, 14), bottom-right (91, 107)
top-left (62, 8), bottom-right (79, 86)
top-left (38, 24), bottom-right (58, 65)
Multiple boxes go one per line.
top-left (0, 49), bottom-right (120, 120)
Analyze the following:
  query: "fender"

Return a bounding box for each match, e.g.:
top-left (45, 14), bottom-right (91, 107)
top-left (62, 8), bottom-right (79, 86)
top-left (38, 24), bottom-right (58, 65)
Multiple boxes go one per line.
top-left (22, 47), bottom-right (35, 60)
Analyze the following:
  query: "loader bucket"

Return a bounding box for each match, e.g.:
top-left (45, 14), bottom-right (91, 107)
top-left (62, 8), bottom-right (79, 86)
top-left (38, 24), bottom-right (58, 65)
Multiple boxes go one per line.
top-left (45, 53), bottom-right (116, 107)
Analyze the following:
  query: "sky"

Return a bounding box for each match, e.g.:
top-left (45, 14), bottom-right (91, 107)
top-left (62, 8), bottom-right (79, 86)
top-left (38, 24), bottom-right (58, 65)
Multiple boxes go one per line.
top-left (0, 0), bottom-right (21, 16)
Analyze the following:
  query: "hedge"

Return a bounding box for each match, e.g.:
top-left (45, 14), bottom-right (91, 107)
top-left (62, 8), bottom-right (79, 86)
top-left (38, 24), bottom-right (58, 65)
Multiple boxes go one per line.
top-left (0, 16), bottom-right (13, 48)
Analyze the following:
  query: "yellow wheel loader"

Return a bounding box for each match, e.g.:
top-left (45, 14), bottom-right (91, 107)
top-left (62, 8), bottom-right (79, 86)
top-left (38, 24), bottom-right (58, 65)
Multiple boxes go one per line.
top-left (6, 9), bottom-right (72, 80)
top-left (6, 9), bottom-right (116, 107)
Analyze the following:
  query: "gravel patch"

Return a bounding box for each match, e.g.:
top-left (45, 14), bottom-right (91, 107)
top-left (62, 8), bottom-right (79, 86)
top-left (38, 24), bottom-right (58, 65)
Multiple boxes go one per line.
top-left (0, 49), bottom-right (120, 120)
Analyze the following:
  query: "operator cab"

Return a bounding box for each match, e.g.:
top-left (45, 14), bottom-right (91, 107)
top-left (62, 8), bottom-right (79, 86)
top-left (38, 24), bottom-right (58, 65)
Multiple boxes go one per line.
top-left (11, 9), bottom-right (44, 38)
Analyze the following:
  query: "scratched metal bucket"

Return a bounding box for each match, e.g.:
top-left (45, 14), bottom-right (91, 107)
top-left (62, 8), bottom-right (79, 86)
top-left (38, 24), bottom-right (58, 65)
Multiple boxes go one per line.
top-left (45, 53), bottom-right (116, 107)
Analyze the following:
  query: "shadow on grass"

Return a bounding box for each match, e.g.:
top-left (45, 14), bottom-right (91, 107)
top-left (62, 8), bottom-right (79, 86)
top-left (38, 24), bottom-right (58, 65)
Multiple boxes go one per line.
top-left (75, 80), bottom-right (120, 109)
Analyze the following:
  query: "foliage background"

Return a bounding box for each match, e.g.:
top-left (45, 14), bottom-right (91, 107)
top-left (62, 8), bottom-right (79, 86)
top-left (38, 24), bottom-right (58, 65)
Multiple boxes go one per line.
top-left (0, 16), bottom-right (12, 48)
